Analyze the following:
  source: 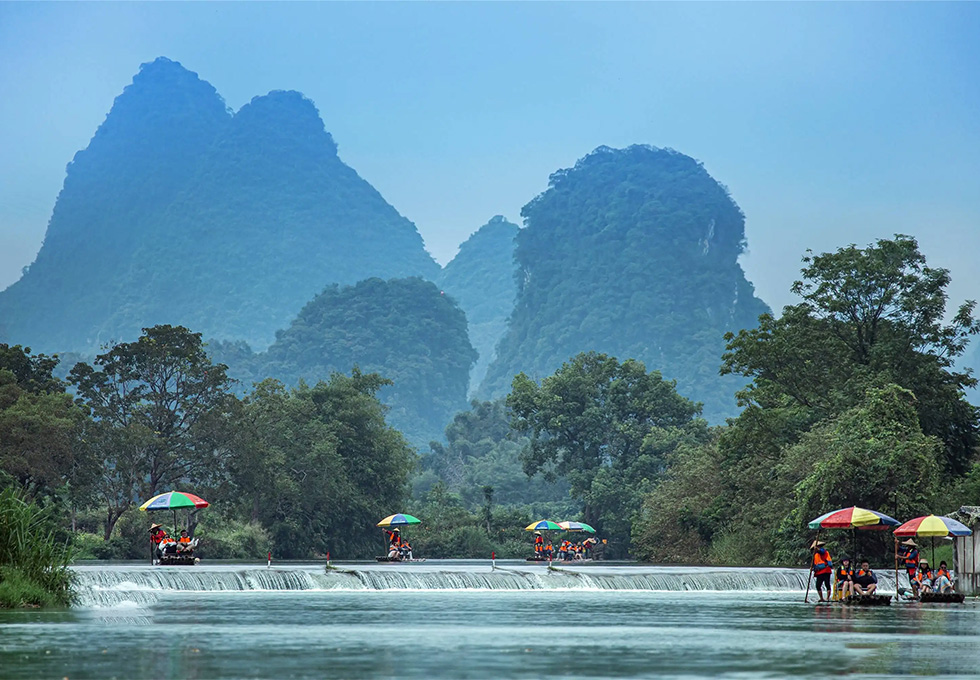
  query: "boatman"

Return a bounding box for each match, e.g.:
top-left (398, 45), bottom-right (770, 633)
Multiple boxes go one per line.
top-left (900, 539), bottom-right (920, 595)
top-left (811, 540), bottom-right (834, 602)
top-left (149, 523), bottom-right (169, 562)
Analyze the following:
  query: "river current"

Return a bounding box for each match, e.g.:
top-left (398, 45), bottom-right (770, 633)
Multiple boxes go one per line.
top-left (1, 561), bottom-right (977, 679)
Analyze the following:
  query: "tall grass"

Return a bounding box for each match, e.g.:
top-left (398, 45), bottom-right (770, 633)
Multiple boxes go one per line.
top-left (0, 487), bottom-right (75, 608)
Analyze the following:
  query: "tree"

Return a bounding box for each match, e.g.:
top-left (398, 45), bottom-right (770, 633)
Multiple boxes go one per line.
top-left (230, 369), bottom-right (416, 558)
top-left (0, 346), bottom-right (83, 498)
top-left (508, 351), bottom-right (704, 549)
top-left (69, 325), bottom-right (234, 517)
top-left (723, 235), bottom-right (979, 475)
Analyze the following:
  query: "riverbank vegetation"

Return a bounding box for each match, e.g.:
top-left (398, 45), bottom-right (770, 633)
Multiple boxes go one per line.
top-left (0, 486), bottom-right (74, 608)
top-left (0, 235), bottom-right (976, 575)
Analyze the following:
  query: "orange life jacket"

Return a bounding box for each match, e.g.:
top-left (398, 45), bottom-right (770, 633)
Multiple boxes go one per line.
top-left (836, 566), bottom-right (853, 581)
top-left (151, 530), bottom-right (168, 544)
top-left (937, 567), bottom-right (951, 580)
top-left (903, 548), bottom-right (919, 571)
top-left (813, 549), bottom-right (832, 575)
top-left (179, 536), bottom-right (191, 544)
top-left (915, 568), bottom-right (933, 583)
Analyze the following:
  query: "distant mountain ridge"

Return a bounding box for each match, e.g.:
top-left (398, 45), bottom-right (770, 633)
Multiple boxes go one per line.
top-left (438, 216), bottom-right (519, 392)
top-left (0, 57), bottom-right (438, 353)
top-left (479, 145), bottom-right (769, 422)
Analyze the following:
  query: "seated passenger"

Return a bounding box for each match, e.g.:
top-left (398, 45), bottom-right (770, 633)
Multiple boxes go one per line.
top-left (836, 557), bottom-right (854, 598)
top-left (853, 560), bottom-right (878, 595)
top-left (545, 542), bottom-right (554, 559)
top-left (935, 561), bottom-right (954, 593)
top-left (916, 560), bottom-right (934, 593)
top-left (400, 540), bottom-right (414, 561)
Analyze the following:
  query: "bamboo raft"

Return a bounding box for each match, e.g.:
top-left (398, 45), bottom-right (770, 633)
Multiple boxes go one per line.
top-left (919, 592), bottom-right (966, 604)
top-left (842, 594), bottom-right (891, 606)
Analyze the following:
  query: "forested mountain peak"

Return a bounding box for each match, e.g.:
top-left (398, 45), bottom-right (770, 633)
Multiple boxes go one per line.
top-left (216, 277), bottom-right (477, 447)
top-left (0, 57), bottom-right (439, 353)
top-left (232, 90), bottom-right (338, 158)
top-left (480, 145), bottom-right (769, 422)
top-left (438, 216), bottom-right (519, 392)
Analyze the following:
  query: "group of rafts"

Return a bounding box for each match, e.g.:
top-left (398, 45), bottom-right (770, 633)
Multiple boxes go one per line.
top-left (374, 515), bottom-right (603, 562)
top-left (806, 506), bottom-right (972, 606)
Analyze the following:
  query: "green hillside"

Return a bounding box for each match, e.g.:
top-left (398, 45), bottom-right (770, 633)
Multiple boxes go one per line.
top-left (479, 145), bottom-right (770, 422)
top-left (438, 216), bottom-right (519, 392)
top-left (0, 58), bottom-right (438, 353)
top-left (223, 277), bottom-right (477, 447)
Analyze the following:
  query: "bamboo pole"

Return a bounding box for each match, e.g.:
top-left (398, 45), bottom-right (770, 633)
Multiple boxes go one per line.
top-left (804, 530), bottom-right (819, 603)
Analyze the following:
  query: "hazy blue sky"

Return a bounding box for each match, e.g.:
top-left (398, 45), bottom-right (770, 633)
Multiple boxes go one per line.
top-left (1, 2), bottom-right (978, 312)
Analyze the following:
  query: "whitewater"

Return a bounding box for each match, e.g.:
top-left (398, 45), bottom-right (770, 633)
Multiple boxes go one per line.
top-left (72, 560), bottom-right (899, 608)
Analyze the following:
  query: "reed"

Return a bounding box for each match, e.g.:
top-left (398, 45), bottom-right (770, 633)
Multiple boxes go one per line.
top-left (0, 487), bottom-right (75, 608)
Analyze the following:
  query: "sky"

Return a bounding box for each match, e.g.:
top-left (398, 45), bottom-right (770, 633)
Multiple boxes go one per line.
top-left (1, 2), bottom-right (978, 313)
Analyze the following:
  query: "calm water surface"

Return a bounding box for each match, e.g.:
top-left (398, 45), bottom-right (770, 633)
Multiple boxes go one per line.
top-left (1, 562), bottom-right (977, 679)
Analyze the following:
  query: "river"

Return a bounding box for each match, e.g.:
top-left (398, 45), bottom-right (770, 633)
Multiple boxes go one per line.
top-left (1, 561), bottom-right (977, 679)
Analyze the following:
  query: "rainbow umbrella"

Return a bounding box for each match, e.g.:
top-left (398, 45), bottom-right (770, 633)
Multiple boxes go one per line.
top-left (894, 515), bottom-right (972, 566)
top-left (558, 521), bottom-right (596, 534)
top-left (808, 506), bottom-right (900, 530)
top-left (139, 491), bottom-right (209, 534)
top-left (377, 514), bottom-right (422, 527)
top-left (525, 520), bottom-right (562, 532)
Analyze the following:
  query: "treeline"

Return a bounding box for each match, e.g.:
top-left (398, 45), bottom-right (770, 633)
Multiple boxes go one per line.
top-left (0, 325), bottom-right (416, 562)
top-left (419, 235), bottom-right (980, 564)
top-left (3, 235), bottom-right (977, 575)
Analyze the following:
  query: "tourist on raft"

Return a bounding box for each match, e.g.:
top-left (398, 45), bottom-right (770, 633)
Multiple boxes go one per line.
top-left (935, 561), bottom-right (955, 593)
top-left (810, 540), bottom-right (834, 602)
top-left (853, 560), bottom-right (878, 595)
top-left (835, 556), bottom-right (855, 598)
top-left (915, 560), bottom-right (935, 593)
top-left (900, 539), bottom-right (920, 595)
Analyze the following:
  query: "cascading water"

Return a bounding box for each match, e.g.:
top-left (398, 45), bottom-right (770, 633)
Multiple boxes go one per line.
top-left (71, 563), bottom-right (897, 608)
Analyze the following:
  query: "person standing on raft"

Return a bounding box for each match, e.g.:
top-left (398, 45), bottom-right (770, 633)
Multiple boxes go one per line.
top-left (899, 539), bottom-right (920, 595)
top-left (810, 540), bottom-right (834, 602)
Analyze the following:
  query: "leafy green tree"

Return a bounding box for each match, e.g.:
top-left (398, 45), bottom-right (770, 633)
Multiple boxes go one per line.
top-left (230, 370), bottom-right (416, 558)
top-left (723, 234), bottom-right (979, 475)
top-left (69, 325), bottom-right (236, 504)
top-left (773, 385), bottom-right (942, 564)
top-left (0, 346), bottom-right (83, 497)
top-left (508, 351), bottom-right (705, 549)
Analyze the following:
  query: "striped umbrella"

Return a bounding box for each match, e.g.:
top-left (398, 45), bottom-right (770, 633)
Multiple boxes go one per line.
top-left (894, 514), bottom-right (972, 566)
top-left (525, 520), bottom-right (562, 532)
top-left (808, 506), bottom-right (900, 530)
top-left (894, 515), bottom-right (972, 538)
top-left (377, 514), bottom-right (422, 527)
top-left (139, 491), bottom-right (209, 536)
top-left (558, 521), bottom-right (596, 534)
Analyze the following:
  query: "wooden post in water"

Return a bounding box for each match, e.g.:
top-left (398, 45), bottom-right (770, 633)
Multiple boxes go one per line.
top-left (893, 536), bottom-right (899, 600)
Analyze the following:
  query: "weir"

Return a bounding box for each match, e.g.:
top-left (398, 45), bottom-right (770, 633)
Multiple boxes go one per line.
top-left (67, 562), bottom-right (895, 608)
